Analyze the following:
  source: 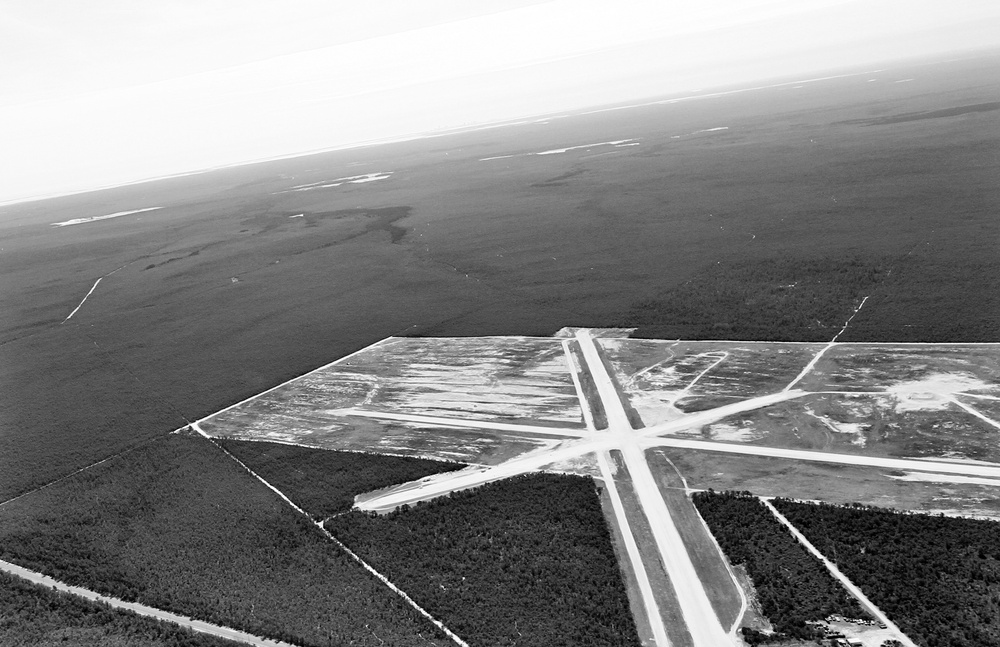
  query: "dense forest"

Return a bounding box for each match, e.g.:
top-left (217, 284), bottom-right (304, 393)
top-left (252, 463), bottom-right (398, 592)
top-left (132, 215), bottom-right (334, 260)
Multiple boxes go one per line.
top-left (691, 490), bottom-right (866, 644)
top-left (327, 473), bottom-right (641, 647)
top-left (0, 433), bottom-right (448, 647)
top-left (0, 323), bottom-right (190, 502)
top-left (0, 571), bottom-right (240, 647)
top-left (618, 256), bottom-right (889, 342)
top-left (772, 499), bottom-right (1000, 647)
top-left (217, 439), bottom-right (463, 518)
top-left (841, 222), bottom-right (1000, 343)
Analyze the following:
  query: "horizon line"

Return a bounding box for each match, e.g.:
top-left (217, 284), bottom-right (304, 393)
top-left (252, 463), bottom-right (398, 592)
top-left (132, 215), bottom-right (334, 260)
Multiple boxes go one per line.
top-left (3, 48), bottom-right (994, 210)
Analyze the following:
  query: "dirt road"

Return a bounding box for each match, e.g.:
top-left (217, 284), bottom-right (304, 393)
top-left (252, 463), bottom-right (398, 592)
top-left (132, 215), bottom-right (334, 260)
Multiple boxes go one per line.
top-left (332, 331), bottom-right (1000, 647)
top-left (761, 500), bottom-right (919, 647)
top-left (0, 558), bottom-right (297, 647)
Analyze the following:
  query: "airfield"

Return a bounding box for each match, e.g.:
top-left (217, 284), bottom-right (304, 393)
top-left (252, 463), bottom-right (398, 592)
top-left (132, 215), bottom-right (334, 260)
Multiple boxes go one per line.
top-left (1, 53), bottom-right (999, 646)
top-left (187, 327), bottom-right (1000, 647)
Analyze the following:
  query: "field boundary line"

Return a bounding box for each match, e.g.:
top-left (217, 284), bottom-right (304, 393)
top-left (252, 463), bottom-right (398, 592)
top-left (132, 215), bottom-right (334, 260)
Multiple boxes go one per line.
top-left (61, 260), bottom-right (136, 324)
top-left (760, 499), bottom-right (919, 647)
top-left (622, 343), bottom-right (679, 387)
top-left (783, 296), bottom-right (869, 392)
top-left (63, 277), bottom-right (103, 322)
top-left (193, 423), bottom-right (471, 647)
top-left (209, 436), bottom-right (481, 469)
top-left (663, 340), bottom-right (1000, 346)
top-left (187, 336), bottom-right (401, 431)
top-left (190, 335), bottom-right (572, 433)
top-left (0, 434), bottom-right (166, 509)
top-left (0, 559), bottom-right (298, 647)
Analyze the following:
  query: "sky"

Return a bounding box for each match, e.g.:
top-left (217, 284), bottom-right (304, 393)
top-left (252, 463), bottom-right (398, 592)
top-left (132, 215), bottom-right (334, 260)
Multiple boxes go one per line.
top-left (2, 0), bottom-right (999, 205)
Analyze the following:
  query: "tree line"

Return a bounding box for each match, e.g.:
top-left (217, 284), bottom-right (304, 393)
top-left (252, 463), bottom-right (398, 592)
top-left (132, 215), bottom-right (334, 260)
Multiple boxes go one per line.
top-left (691, 490), bottom-right (867, 644)
top-left (217, 438), bottom-right (463, 518)
top-left (0, 570), bottom-right (241, 647)
top-left (0, 434), bottom-right (451, 647)
top-left (773, 499), bottom-right (1000, 647)
top-left (618, 255), bottom-right (889, 342)
top-left (327, 473), bottom-right (642, 647)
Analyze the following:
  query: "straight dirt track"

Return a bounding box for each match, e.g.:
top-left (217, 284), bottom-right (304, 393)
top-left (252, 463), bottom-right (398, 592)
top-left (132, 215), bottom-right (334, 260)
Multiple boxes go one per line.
top-left (761, 500), bottom-right (919, 647)
top-left (0, 559), bottom-right (298, 647)
top-left (347, 332), bottom-right (1000, 647)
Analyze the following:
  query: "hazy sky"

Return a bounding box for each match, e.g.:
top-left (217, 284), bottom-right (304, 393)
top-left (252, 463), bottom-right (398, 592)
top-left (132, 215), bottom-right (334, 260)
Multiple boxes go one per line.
top-left (2, 0), bottom-right (998, 204)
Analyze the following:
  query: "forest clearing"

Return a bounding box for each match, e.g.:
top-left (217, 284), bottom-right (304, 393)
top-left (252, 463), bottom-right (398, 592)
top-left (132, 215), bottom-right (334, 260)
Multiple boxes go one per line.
top-left (186, 328), bottom-right (1000, 646)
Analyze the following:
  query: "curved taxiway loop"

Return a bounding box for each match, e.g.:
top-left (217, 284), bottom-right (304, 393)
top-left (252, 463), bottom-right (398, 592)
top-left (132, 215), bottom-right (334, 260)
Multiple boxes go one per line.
top-left (638, 389), bottom-right (810, 438)
top-left (0, 559), bottom-right (298, 647)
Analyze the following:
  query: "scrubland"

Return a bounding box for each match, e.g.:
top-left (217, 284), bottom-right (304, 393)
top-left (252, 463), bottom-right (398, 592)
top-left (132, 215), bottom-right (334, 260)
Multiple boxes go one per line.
top-left (1, 53), bottom-right (998, 644)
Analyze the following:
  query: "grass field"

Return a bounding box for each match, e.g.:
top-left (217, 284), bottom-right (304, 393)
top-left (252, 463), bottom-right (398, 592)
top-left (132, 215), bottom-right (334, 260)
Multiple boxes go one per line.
top-left (199, 336), bottom-right (585, 464)
top-left (661, 448), bottom-right (1000, 519)
top-left (596, 480), bottom-right (658, 646)
top-left (600, 339), bottom-right (828, 418)
top-left (700, 391), bottom-right (1000, 461)
top-left (645, 450), bottom-right (743, 630)
top-left (798, 344), bottom-right (1000, 392)
top-left (606, 450), bottom-right (694, 647)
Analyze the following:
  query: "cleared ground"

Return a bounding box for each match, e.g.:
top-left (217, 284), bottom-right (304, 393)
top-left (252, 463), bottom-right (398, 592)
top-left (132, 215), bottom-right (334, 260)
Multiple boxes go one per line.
top-left (200, 335), bottom-right (1000, 476)
top-left (195, 329), bottom-right (1000, 646)
top-left (3, 52), bottom-right (1000, 646)
top-left (200, 337), bottom-right (578, 465)
top-left (4, 53), bottom-right (1000, 500)
top-left (663, 450), bottom-right (1000, 519)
